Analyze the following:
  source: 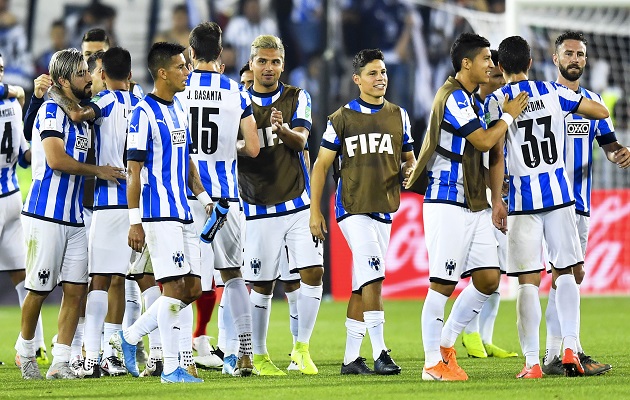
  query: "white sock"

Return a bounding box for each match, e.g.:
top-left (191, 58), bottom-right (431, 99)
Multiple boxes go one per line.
top-left (157, 296), bottom-right (184, 375)
top-left (102, 323), bottom-right (121, 358)
top-left (179, 304), bottom-right (193, 368)
top-left (464, 314), bottom-right (479, 335)
top-left (250, 291), bottom-right (272, 355)
top-left (344, 318), bottom-right (366, 365)
top-left (544, 288), bottom-right (562, 363)
top-left (364, 310), bottom-right (386, 361)
top-left (576, 285), bottom-right (583, 353)
top-left (555, 274), bottom-right (580, 352)
top-left (15, 282), bottom-right (46, 349)
top-left (124, 296), bottom-right (162, 345)
top-left (479, 292), bottom-right (500, 344)
top-left (217, 298), bottom-right (227, 351)
top-left (123, 279), bottom-right (142, 330)
top-left (441, 285), bottom-right (489, 349)
top-left (225, 278), bottom-right (252, 357)
top-left (297, 282), bottom-right (322, 344)
top-left (52, 343), bottom-right (71, 365)
top-left (71, 317), bottom-right (85, 360)
top-left (15, 333), bottom-right (35, 358)
top-left (286, 289), bottom-right (299, 345)
top-left (221, 294), bottom-right (239, 356)
top-left (517, 284), bottom-right (541, 368)
top-left (142, 286), bottom-right (162, 349)
top-left (84, 290), bottom-right (108, 357)
top-left (422, 289), bottom-right (448, 368)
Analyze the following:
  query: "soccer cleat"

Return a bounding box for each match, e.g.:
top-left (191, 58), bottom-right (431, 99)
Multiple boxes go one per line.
top-left (36, 347), bottom-right (50, 365)
top-left (290, 341), bottom-right (318, 375)
top-left (484, 343), bottom-right (518, 358)
top-left (234, 354), bottom-right (253, 377)
top-left (222, 354), bottom-right (237, 375)
top-left (79, 361), bottom-right (101, 379)
top-left (69, 355), bottom-right (84, 376)
top-left (287, 360), bottom-right (299, 371)
top-left (516, 364), bottom-right (543, 379)
top-left (562, 348), bottom-right (585, 377)
top-left (100, 356), bottom-right (128, 376)
top-left (340, 357), bottom-right (374, 375)
top-left (109, 330), bottom-right (139, 377)
top-left (161, 366), bottom-right (203, 383)
top-left (193, 336), bottom-right (223, 369)
top-left (17, 355), bottom-right (43, 380)
top-left (136, 341), bottom-right (149, 365)
top-left (373, 349), bottom-right (401, 375)
top-left (579, 352), bottom-right (612, 376)
top-left (46, 362), bottom-right (79, 379)
top-left (422, 360), bottom-right (467, 381)
top-left (440, 346), bottom-right (467, 380)
top-left (186, 363), bottom-right (199, 378)
top-left (461, 332), bottom-right (487, 358)
top-left (253, 354), bottom-right (286, 376)
top-left (140, 359), bottom-right (163, 377)
top-left (212, 346), bottom-right (224, 361)
top-left (541, 355), bottom-right (564, 375)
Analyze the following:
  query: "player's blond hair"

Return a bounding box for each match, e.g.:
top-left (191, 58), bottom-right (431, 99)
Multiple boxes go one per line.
top-left (250, 35), bottom-right (285, 60)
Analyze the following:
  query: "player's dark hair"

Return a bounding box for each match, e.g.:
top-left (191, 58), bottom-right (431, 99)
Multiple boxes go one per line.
top-left (490, 49), bottom-right (498, 66)
top-left (189, 22), bottom-right (222, 63)
top-left (102, 47), bottom-right (131, 81)
top-left (554, 31), bottom-right (588, 52)
top-left (450, 33), bottom-right (490, 73)
top-left (87, 50), bottom-right (105, 74)
top-left (239, 62), bottom-right (251, 77)
top-left (352, 49), bottom-right (384, 75)
top-left (498, 36), bottom-right (531, 75)
top-left (82, 28), bottom-right (110, 46)
top-left (147, 42), bottom-right (186, 80)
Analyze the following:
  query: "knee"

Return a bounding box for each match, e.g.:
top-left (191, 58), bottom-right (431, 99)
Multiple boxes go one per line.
top-left (475, 280), bottom-right (499, 296)
top-left (574, 265), bottom-right (585, 285)
top-left (300, 266), bottom-right (324, 286)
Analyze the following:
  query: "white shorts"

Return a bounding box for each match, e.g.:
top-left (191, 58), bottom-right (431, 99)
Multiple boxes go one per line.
top-left (507, 206), bottom-right (582, 276)
top-left (243, 209), bottom-right (323, 283)
top-left (89, 208), bottom-right (132, 276)
top-left (23, 216), bottom-right (88, 291)
top-left (423, 203), bottom-right (499, 283)
top-left (575, 213), bottom-right (590, 258)
top-left (493, 223), bottom-right (507, 274)
top-left (338, 215), bottom-right (391, 292)
top-left (128, 245), bottom-right (154, 278)
top-left (190, 200), bottom-right (244, 291)
top-left (0, 192), bottom-right (26, 272)
top-left (83, 208), bottom-right (93, 241)
top-left (143, 220), bottom-right (201, 282)
top-left (278, 244), bottom-right (299, 282)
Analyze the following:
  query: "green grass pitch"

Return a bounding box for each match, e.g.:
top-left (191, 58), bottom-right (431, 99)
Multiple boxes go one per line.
top-left (0, 297), bottom-right (628, 399)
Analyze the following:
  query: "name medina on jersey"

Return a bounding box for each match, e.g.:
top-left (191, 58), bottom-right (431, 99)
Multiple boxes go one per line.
top-left (345, 133), bottom-right (394, 157)
top-left (524, 99), bottom-right (545, 113)
top-left (186, 89), bottom-right (222, 101)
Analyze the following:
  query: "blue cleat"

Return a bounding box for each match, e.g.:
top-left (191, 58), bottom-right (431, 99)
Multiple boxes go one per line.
top-left (109, 330), bottom-right (139, 377)
top-left (161, 366), bottom-right (204, 383)
top-left (222, 354), bottom-right (237, 375)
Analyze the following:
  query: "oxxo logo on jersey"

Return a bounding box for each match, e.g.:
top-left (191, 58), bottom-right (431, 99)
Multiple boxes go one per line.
top-left (345, 133), bottom-right (394, 157)
top-left (171, 129), bottom-right (187, 145)
top-left (567, 121), bottom-right (590, 135)
top-left (75, 136), bottom-right (89, 152)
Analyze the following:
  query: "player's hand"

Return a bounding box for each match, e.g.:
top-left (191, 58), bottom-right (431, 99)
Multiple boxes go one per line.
top-left (96, 164), bottom-right (127, 183)
top-left (128, 224), bottom-right (145, 252)
top-left (270, 107), bottom-right (285, 132)
top-left (309, 209), bottom-right (327, 241)
top-left (614, 147), bottom-right (630, 168)
top-left (34, 74), bottom-right (52, 99)
top-left (204, 202), bottom-right (214, 216)
top-left (503, 91), bottom-right (529, 119)
top-left (492, 200), bottom-right (508, 234)
top-left (401, 164), bottom-right (414, 187)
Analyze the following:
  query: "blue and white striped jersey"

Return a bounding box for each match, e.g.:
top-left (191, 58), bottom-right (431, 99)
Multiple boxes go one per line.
top-left (23, 101), bottom-right (91, 226)
top-left (179, 70), bottom-right (252, 201)
top-left (127, 94), bottom-right (193, 223)
top-left (242, 82), bottom-right (312, 219)
top-left (0, 98), bottom-right (28, 197)
top-left (485, 80), bottom-right (583, 214)
top-left (92, 90), bottom-right (141, 209)
top-left (424, 88), bottom-right (484, 207)
top-left (321, 98), bottom-right (414, 222)
top-left (564, 87), bottom-right (616, 216)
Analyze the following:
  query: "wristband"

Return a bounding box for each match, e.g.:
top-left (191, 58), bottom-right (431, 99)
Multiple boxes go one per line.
top-left (129, 208), bottom-right (142, 225)
top-left (500, 113), bottom-right (514, 127)
top-left (197, 191), bottom-right (213, 207)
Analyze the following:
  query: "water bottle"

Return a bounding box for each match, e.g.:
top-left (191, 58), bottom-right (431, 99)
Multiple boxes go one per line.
top-left (200, 198), bottom-right (230, 243)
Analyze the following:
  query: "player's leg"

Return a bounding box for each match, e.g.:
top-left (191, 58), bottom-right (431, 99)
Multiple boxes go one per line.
top-left (341, 293), bottom-right (371, 374)
top-left (137, 274), bottom-right (163, 377)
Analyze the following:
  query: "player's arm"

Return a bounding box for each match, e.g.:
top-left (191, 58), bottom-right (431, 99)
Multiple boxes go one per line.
top-left (188, 157), bottom-right (214, 215)
top-left (47, 85), bottom-right (100, 122)
top-left (127, 160), bottom-right (144, 252)
top-left (23, 75), bottom-right (52, 141)
top-left (467, 92), bottom-right (529, 151)
top-left (401, 151), bottom-right (415, 187)
top-left (601, 141), bottom-right (630, 168)
top-left (309, 146), bottom-right (336, 241)
top-left (2, 84), bottom-right (25, 107)
top-left (488, 137), bottom-right (507, 233)
top-left (574, 98), bottom-right (609, 120)
top-left (270, 106), bottom-right (309, 151)
top-left (237, 114), bottom-right (260, 157)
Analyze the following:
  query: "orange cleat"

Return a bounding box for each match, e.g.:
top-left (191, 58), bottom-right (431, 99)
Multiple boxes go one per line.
top-left (562, 349), bottom-right (585, 377)
top-left (440, 346), bottom-right (468, 380)
top-left (516, 363), bottom-right (543, 379)
top-left (422, 360), bottom-right (468, 381)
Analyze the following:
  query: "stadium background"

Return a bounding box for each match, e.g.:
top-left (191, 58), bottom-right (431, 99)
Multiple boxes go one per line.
top-left (1, 0), bottom-right (629, 304)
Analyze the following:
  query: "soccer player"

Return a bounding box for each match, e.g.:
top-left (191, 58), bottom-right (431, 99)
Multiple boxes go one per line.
top-left (541, 31), bottom-right (626, 377)
top-left (112, 41), bottom-right (211, 384)
top-left (405, 33), bottom-right (528, 381)
top-left (310, 48), bottom-right (412, 376)
top-left (461, 49), bottom-right (518, 360)
top-left (239, 62), bottom-right (254, 89)
top-left (182, 21), bottom-right (260, 376)
top-left (240, 35), bottom-right (323, 376)
top-left (485, 35), bottom-right (609, 379)
top-left (14, 48), bottom-right (125, 380)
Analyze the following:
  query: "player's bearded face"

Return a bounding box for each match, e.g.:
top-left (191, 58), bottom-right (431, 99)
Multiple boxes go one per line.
top-left (558, 59), bottom-right (584, 82)
top-left (556, 40), bottom-right (586, 82)
top-left (70, 63), bottom-right (92, 100)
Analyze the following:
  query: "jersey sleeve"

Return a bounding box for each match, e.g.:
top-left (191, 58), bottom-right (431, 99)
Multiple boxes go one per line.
top-left (90, 91), bottom-right (114, 125)
top-left (240, 88), bottom-right (252, 119)
top-left (443, 90), bottom-right (482, 137)
top-left (321, 120), bottom-right (341, 152)
top-left (400, 107), bottom-right (414, 152)
top-left (556, 84), bottom-right (583, 113)
top-left (127, 107), bottom-right (150, 162)
top-left (291, 89), bottom-right (312, 131)
top-left (484, 90), bottom-right (504, 128)
top-left (39, 102), bottom-right (66, 140)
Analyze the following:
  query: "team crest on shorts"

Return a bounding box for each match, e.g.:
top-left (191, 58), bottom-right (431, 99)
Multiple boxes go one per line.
top-left (250, 258), bottom-right (261, 276)
top-left (445, 259), bottom-right (456, 276)
top-left (368, 256), bottom-right (381, 271)
top-left (38, 269), bottom-right (50, 285)
top-left (172, 251), bottom-right (185, 268)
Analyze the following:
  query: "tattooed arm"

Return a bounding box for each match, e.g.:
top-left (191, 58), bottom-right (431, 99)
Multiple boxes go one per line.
top-left (48, 86), bottom-right (100, 123)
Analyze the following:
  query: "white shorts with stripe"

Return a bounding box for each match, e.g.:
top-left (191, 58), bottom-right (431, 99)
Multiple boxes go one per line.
top-left (243, 208), bottom-right (323, 283)
top-left (575, 213), bottom-right (590, 258)
top-left (0, 192), bottom-right (26, 272)
top-left (89, 208), bottom-right (132, 276)
top-left (143, 220), bottom-right (201, 282)
top-left (423, 203), bottom-right (499, 283)
top-left (23, 216), bottom-right (88, 291)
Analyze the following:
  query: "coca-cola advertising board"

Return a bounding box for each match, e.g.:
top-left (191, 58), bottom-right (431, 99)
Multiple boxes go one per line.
top-left (329, 190), bottom-right (630, 300)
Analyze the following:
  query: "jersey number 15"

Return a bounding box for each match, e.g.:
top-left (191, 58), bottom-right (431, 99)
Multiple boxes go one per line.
top-left (189, 107), bottom-right (219, 155)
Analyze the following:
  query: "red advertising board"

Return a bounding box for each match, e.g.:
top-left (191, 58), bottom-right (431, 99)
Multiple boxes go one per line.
top-left (329, 190), bottom-right (630, 300)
